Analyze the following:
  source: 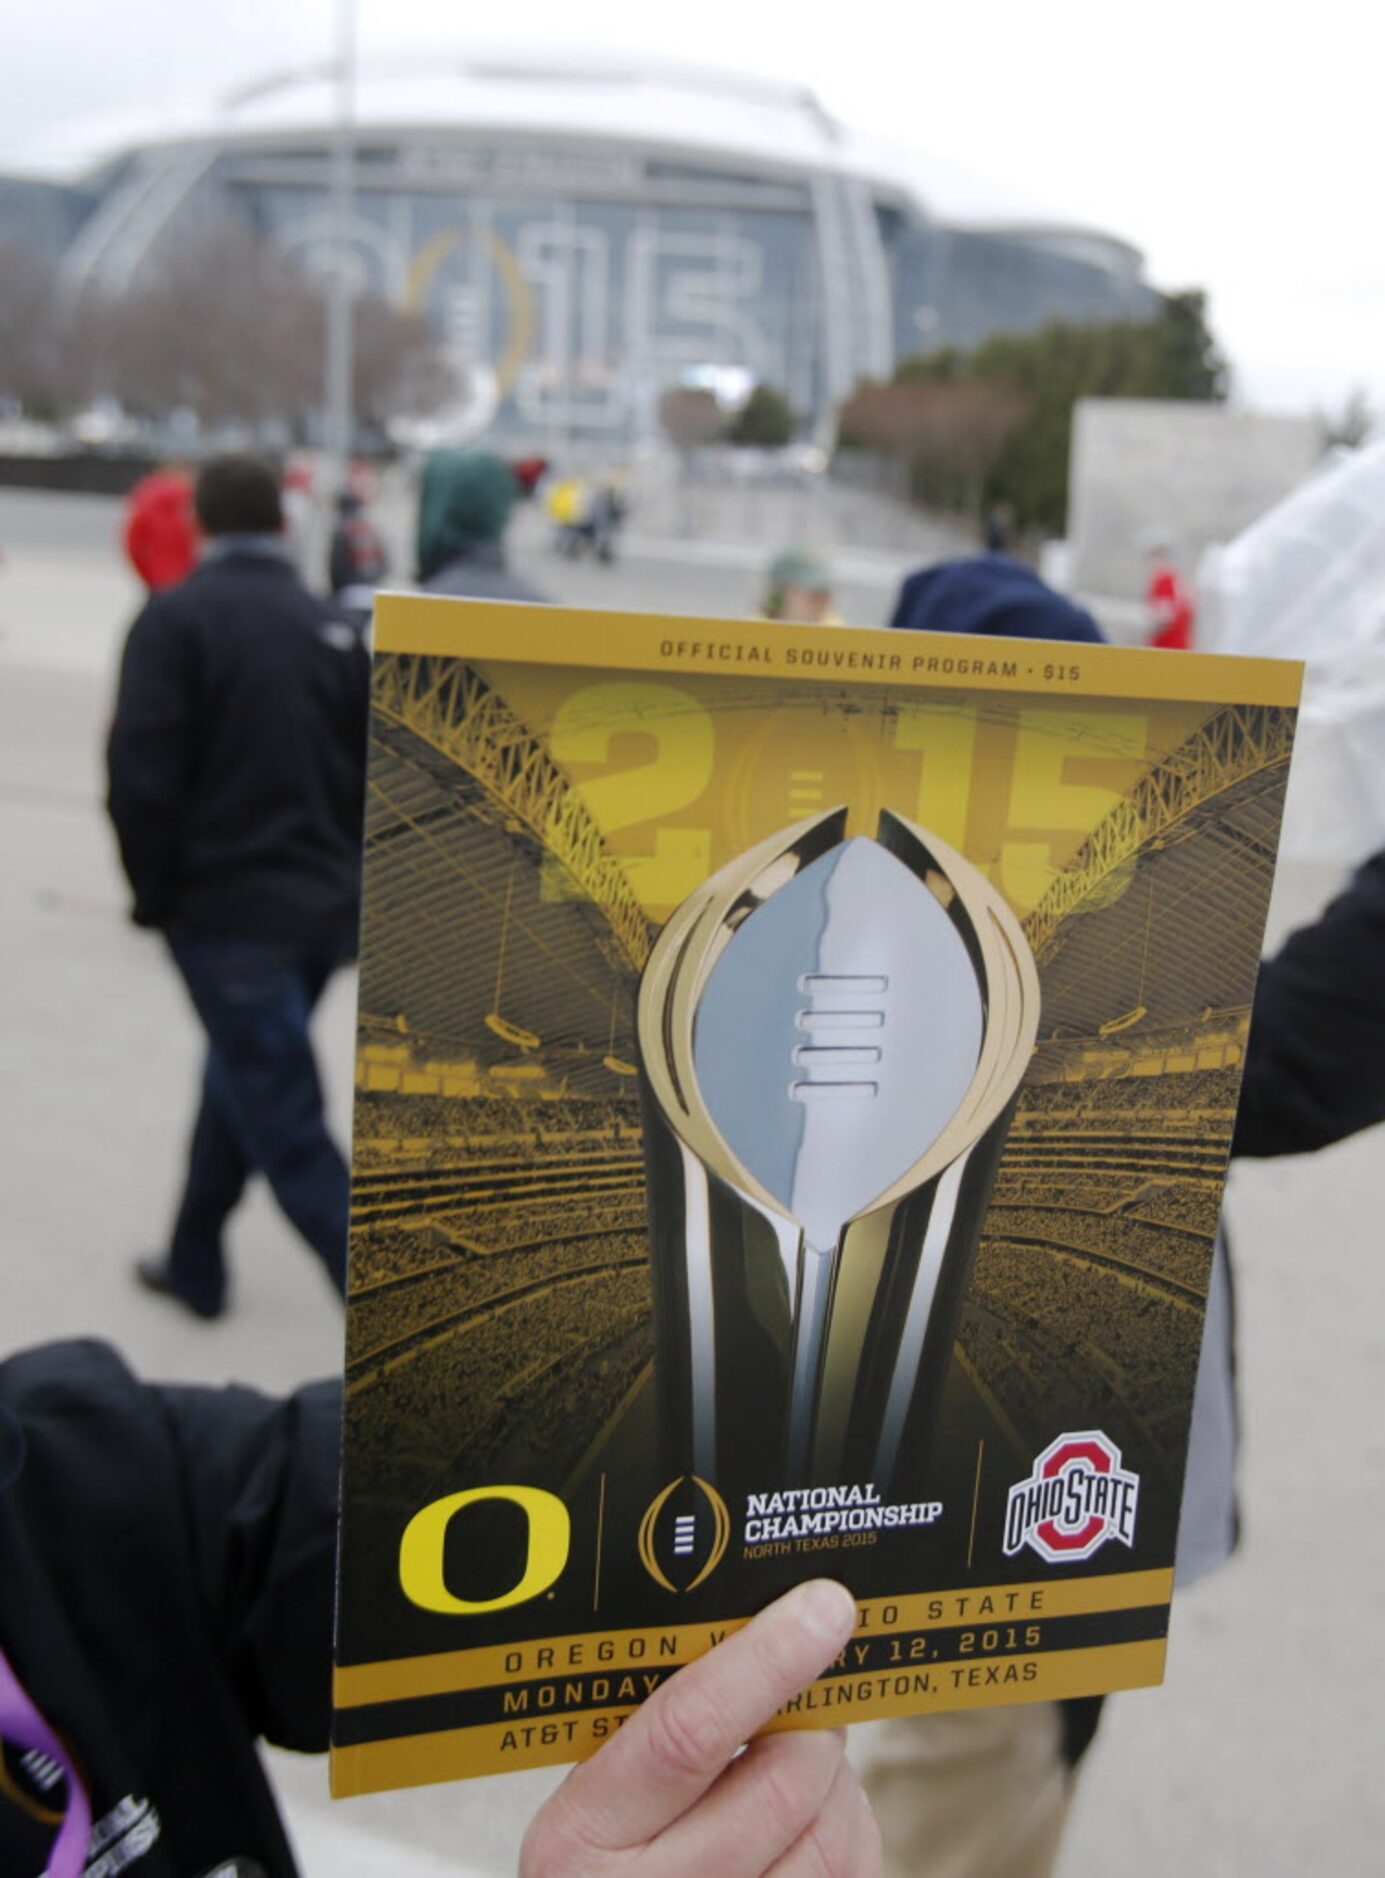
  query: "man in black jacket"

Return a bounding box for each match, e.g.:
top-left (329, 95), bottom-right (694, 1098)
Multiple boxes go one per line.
top-left (107, 457), bottom-right (369, 1316)
top-left (1234, 848), bottom-right (1385, 1157)
top-left (0, 1343), bottom-right (873, 1878)
top-left (0, 1340), bottom-right (337, 1877)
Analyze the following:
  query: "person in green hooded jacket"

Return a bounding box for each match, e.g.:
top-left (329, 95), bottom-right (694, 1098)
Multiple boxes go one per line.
top-left (417, 449), bottom-right (549, 604)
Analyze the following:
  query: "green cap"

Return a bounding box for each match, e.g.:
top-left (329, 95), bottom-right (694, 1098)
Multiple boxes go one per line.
top-left (766, 546), bottom-right (835, 592)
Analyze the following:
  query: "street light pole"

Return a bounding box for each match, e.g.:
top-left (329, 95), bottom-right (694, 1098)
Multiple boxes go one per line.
top-left (323, 0), bottom-right (357, 494)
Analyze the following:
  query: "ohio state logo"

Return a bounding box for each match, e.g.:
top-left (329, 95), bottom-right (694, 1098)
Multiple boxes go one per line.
top-left (1003, 1431), bottom-right (1139, 1565)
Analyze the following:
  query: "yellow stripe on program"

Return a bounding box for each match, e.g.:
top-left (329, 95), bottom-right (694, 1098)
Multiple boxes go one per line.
top-left (334, 1568), bottom-right (1173, 1708)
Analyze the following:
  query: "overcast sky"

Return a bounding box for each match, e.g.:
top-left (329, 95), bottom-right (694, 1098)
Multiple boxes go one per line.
top-left (2, 0), bottom-right (1374, 418)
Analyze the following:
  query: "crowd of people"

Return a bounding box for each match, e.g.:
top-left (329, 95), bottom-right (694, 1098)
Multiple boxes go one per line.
top-left (1125, 1180), bottom-right (1224, 1236)
top-left (956, 1307), bottom-right (1059, 1430)
top-left (344, 1192), bottom-right (647, 1290)
top-left (990, 1166), bottom-right (1150, 1213)
top-left (354, 1089), bottom-right (638, 1162)
top-left (969, 1240), bottom-right (1204, 1437)
top-left (348, 1255), bottom-right (652, 1507)
top-left (544, 471), bottom-right (627, 562)
top-left (347, 1214), bottom-right (648, 1370)
top-left (993, 1171), bottom-right (1229, 1240)
top-left (346, 1090), bottom-right (648, 1298)
top-left (1016, 1063), bottom-right (1242, 1122)
top-left (985, 1200), bottom-right (1212, 1291)
top-left (990, 1068), bottom-right (1242, 1307)
top-left (118, 445), bottom-right (1200, 649)
top-left (342, 1218), bottom-right (463, 1290)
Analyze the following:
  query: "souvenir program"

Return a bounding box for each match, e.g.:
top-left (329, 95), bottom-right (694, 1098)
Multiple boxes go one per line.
top-left (331, 597), bottom-right (1300, 1794)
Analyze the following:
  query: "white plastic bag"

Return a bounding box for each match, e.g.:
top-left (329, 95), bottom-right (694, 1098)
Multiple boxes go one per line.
top-left (1197, 440), bottom-right (1385, 864)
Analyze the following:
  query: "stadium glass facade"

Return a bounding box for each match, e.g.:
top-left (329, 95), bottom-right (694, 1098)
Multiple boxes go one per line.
top-left (9, 85), bottom-right (1157, 442)
top-left (232, 142), bottom-right (832, 441)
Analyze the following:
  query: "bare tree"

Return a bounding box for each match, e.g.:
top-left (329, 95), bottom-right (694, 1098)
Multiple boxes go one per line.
top-left (92, 215), bottom-right (455, 434)
top-left (839, 376), bottom-right (1031, 515)
top-left (96, 215), bottom-right (318, 423)
top-left (1321, 385), bottom-right (1375, 451)
top-left (0, 215), bottom-right (471, 439)
top-left (657, 385), bottom-right (725, 452)
top-left (0, 242), bottom-right (71, 414)
top-left (352, 295), bottom-right (460, 427)
top-left (910, 378), bottom-right (1033, 514)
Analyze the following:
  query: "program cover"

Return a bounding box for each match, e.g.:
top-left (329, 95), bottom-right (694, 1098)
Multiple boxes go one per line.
top-left (331, 599), bottom-right (1300, 1795)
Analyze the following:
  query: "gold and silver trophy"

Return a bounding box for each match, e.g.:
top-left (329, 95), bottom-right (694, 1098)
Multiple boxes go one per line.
top-left (636, 807), bottom-right (1040, 1496)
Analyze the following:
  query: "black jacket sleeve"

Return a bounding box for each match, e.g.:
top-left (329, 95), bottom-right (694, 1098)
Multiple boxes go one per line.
top-left (327, 525), bottom-right (352, 597)
top-left (154, 1376), bottom-right (342, 1753)
top-left (105, 598), bottom-right (200, 927)
top-left (1233, 851), bottom-right (1385, 1158)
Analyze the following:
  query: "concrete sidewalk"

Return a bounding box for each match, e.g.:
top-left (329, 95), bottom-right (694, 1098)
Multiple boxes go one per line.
top-left (2, 490), bottom-right (1382, 1875)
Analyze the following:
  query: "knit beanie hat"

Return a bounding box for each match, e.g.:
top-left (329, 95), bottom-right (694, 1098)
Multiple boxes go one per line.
top-left (888, 556), bottom-right (1105, 643)
top-left (763, 546), bottom-right (835, 618)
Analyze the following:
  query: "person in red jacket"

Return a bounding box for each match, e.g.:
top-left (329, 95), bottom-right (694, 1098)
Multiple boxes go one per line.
top-left (121, 470), bottom-right (198, 592)
top-left (1144, 536), bottom-right (1195, 650)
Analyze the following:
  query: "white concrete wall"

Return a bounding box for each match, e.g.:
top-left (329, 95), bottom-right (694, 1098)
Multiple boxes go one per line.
top-left (1068, 399), bottom-right (1322, 601)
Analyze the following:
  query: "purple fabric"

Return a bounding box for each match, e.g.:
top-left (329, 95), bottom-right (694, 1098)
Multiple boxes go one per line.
top-left (0, 1645), bottom-right (91, 1876)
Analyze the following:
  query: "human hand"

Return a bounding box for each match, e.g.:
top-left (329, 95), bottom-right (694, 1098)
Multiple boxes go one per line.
top-left (519, 1578), bottom-right (879, 1876)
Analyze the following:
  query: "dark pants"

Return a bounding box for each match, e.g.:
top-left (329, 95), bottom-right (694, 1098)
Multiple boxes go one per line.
top-left (165, 934), bottom-right (353, 1309)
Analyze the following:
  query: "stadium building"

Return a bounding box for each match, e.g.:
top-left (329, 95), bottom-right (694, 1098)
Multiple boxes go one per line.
top-left (5, 52), bottom-right (1158, 442)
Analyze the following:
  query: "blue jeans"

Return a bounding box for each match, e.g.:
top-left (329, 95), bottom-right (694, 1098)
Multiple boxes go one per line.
top-left (165, 934), bottom-right (353, 1308)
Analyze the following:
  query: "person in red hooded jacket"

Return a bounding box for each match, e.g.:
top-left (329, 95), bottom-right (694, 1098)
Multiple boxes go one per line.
top-left (121, 471), bottom-right (198, 592)
top-left (1144, 536), bottom-right (1195, 650)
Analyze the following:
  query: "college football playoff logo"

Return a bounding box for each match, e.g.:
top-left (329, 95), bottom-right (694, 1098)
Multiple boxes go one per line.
top-left (1003, 1431), bottom-right (1139, 1565)
top-left (637, 1475), bottom-right (731, 1592)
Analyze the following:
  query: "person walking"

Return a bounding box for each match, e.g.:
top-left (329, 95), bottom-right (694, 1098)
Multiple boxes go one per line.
top-left (327, 486), bottom-right (389, 627)
top-left (417, 449), bottom-right (549, 602)
top-left (1143, 533), bottom-right (1196, 650)
top-left (121, 469), bottom-right (198, 593)
top-left (889, 553), bottom-right (1105, 642)
top-left (761, 546), bottom-right (842, 625)
top-left (107, 455), bottom-right (369, 1317)
top-left (865, 548), bottom-right (1106, 1874)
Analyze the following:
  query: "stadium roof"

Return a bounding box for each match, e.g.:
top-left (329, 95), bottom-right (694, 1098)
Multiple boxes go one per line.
top-left (26, 47), bottom-right (1143, 273)
top-left (1032, 746), bottom-right (1291, 1041)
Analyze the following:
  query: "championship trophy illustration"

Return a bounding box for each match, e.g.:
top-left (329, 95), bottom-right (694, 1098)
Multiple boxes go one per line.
top-left (636, 807), bottom-right (1040, 1496)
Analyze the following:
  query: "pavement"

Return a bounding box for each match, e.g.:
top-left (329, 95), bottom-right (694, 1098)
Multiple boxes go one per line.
top-left (2, 484), bottom-right (1382, 1876)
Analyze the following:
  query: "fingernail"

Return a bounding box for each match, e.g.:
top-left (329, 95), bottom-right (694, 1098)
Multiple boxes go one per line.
top-left (793, 1578), bottom-right (857, 1642)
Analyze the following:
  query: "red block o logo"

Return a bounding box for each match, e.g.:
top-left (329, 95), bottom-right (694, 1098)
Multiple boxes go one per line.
top-left (1003, 1428), bottom-right (1140, 1566)
top-left (1035, 1436), bottom-right (1113, 1555)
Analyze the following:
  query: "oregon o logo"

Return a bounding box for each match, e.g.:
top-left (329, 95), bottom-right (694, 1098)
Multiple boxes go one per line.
top-left (637, 1475), bottom-right (730, 1592)
top-left (1003, 1431), bottom-right (1140, 1565)
top-left (399, 1485), bottom-right (570, 1613)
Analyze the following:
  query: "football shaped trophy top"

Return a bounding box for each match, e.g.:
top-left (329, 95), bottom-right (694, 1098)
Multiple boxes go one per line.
top-left (637, 807), bottom-right (1040, 1491)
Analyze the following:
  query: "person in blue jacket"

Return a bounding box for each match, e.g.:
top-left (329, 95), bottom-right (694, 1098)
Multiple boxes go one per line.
top-left (889, 555), bottom-right (1106, 643)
